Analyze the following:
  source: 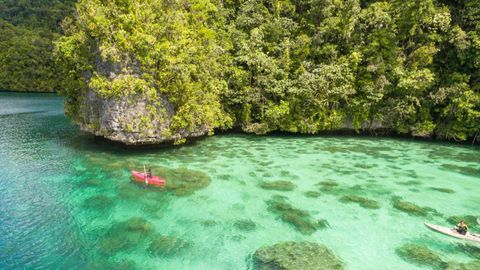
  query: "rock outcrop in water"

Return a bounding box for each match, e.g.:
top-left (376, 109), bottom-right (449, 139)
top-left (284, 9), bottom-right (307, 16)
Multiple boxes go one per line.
top-left (55, 1), bottom-right (480, 145)
top-left (252, 241), bottom-right (344, 270)
top-left (77, 58), bottom-right (210, 145)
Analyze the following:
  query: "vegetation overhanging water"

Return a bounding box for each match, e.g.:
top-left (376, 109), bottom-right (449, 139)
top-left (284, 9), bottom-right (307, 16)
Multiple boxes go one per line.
top-left (0, 93), bottom-right (479, 269)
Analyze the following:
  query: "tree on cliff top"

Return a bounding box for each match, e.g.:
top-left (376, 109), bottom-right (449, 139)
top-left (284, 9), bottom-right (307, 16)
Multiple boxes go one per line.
top-left (55, 0), bottom-right (233, 142)
top-left (55, 0), bottom-right (479, 143)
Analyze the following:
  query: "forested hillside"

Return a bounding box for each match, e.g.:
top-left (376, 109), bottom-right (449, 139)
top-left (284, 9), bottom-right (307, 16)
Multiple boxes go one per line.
top-left (56, 0), bottom-right (480, 142)
top-left (0, 0), bottom-right (75, 92)
top-left (3, 0), bottom-right (479, 142)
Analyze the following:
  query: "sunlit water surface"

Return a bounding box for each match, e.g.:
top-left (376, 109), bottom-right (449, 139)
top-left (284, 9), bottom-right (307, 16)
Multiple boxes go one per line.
top-left (0, 92), bottom-right (479, 269)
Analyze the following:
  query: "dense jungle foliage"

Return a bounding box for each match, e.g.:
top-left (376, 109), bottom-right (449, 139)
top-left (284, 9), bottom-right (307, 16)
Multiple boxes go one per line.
top-left (4, 0), bottom-right (480, 141)
top-left (0, 0), bottom-right (75, 92)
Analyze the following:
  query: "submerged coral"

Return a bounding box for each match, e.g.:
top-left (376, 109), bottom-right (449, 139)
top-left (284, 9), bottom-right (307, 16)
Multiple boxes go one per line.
top-left (116, 182), bottom-right (147, 199)
top-left (391, 196), bottom-right (439, 217)
top-left (444, 260), bottom-right (480, 270)
top-left (441, 164), bottom-right (480, 177)
top-left (266, 196), bottom-right (326, 235)
top-left (147, 234), bottom-right (191, 257)
top-left (234, 219), bottom-right (257, 232)
top-left (84, 259), bottom-right (137, 270)
top-left (397, 244), bottom-right (480, 270)
top-left (446, 215), bottom-right (479, 230)
top-left (218, 174), bottom-right (233, 181)
top-left (456, 244), bottom-right (480, 260)
top-left (316, 219), bottom-right (330, 229)
top-left (252, 241), bottom-right (344, 270)
top-left (201, 219), bottom-right (217, 227)
top-left (259, 181), bottom-right (296, 191)
top-left (397, 180), bottom-right (422, 186)
top-left (99, 217), bottom-right (155, 255)
top-left (429, 187), bottom-right (455, 194)
top-left (83, 195), bottom-right (115, 210)
top-left (396, 244), bottom-right (445, 269)
top-left (155, 167), bottom-right (211, 196)
top-left (78, 178), bottom-right (102, 188)
top-left (304, 191), bottom-right (321, 198)
top-left (317, 181), bottom-right (339, 192)
top-left (339, 195), bottom-right (380, 209)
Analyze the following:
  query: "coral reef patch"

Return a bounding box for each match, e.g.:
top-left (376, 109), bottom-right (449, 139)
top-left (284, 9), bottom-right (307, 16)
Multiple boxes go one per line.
top-left (339, 195), bottom-right (380, 209)
top-left (259, 181), bottom-right (296, 191)
top-left (266, 196), bottom-right (327, 235)
top-left (252, 241), bottom-right (344, 270)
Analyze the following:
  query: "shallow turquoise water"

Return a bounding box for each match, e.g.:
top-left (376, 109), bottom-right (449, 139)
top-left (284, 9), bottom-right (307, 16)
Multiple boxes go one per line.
top-left (0, 92), bottom-right (479, 269)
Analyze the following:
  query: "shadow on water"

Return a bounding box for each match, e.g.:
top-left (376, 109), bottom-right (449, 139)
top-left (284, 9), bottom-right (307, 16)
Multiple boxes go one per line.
top-left (0, 110), bottom-right (48, 117)
top-left (65, 132), bottom-right (208, 157)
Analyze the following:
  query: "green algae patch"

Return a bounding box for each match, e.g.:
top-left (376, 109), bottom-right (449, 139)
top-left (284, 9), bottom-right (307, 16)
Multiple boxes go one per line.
top-left (266, 196), bottom-right (326, 235)
top-left (231, 235), bottom-right (246, 242)
top-left (259, 181), bottom-right (296, 191)
top-left (83, 195), bottom-right (115, 210)
top-left (391, 196), bottom-right (439, 217)
top-left (201, 219), bottom-right (217, 227)
top-left (339, 195), bottom-right (380, 209)
top-left (117, 182), bottom-right (147, 199)
top-left (304, 191), bottom-right (321, 198)
top-left (234, 219), bottom-right (257, 232)
top-left (397, 180), bottom-right (422, 186)
top-left (444, 261), bottom-right (480, 270)
top-left (441, 164), bottom-right (480, 177)
top-left (398, 243), bottom-right (480, 270)
top-left (155, 167), bottom-right (211, 196)
top-left (84, 259), bottom-right (137, 270)
top-left (317, 180), bottom-right (339, 188)
top-left (456, 244), bottom-right (480, 260)
top-left (252, 241), bottom-right (344, 270)
top-left (147, 234), bottom-right (191, 257)
top-left (218, 174), bottom-right (233, 181)
top-left (262, 172), bottom-right (273, 178)
top-left (396, 244), bottom-right (445, 269)
top-left (317, 181), bottom-right (339, 192)
top-left (429, 187), bottom-right (455, 194)
top-left (78, 178), bottom-right (102, 188)
top-left (141, 199), bottom-right (168, 218)
top-left (446, 215), bottom-right (479, 230)
top-left (316, 219), bottom-right (330, 229)
top-left (99, 217), bottom-right (155, 255)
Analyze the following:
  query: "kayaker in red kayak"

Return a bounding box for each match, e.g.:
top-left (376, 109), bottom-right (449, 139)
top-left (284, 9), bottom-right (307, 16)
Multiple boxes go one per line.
top-left (147, 167), bottom-right (152, 179)
top-left (131, 166), bottom-right (165, 187)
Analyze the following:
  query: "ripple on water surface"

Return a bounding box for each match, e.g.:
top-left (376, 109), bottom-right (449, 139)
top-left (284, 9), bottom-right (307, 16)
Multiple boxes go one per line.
top-left (1, 93), bottom-right (480, 269)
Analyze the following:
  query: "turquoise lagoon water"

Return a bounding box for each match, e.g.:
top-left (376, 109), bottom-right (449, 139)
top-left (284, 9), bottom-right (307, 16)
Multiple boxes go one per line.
top-left (0, 92), bottom-right (479, 269)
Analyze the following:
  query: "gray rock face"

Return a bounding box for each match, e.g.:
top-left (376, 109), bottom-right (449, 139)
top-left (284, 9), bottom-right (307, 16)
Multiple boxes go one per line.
top-left (78, 89), bottom-right (208, 145)
top-left (77, 56), bottom-right (209, 145)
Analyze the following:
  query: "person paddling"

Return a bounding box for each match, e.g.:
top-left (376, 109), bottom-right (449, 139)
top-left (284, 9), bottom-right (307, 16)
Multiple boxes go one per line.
top-left (143, 165), bottom-right (152, 185)
top-left (147, 167), bottom-right (152, 178)
top-left (455, 220), bottom-right (468, 235)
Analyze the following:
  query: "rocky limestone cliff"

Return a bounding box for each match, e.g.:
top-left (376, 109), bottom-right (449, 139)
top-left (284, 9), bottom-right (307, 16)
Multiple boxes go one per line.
top-left (78, 90), bottom-right (208, 145)
top-left (75, 56), bottom-right (209, 145)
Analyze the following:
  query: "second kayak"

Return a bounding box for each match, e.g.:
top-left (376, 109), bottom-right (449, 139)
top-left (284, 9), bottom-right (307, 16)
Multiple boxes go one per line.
top-left (425, 223), bottom-right (480, 243)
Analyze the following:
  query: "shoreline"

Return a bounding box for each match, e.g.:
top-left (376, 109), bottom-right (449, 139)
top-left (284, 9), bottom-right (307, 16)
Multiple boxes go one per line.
top-left (87, 127), bottom-right (480, 151)
top-left (0, 90), bottom-right (57, 94)
top-left (2, 91), bottom-right (478, 147)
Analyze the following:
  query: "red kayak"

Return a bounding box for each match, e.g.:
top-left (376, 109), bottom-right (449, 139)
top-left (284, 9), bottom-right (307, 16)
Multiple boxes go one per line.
top-left (131, 171), bottom-right (166, 187)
